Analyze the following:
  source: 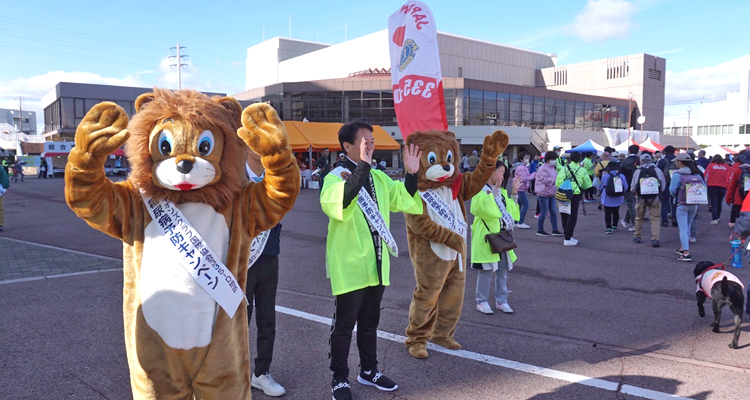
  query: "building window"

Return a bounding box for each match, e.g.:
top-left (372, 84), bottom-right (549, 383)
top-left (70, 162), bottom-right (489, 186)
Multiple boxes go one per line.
top-left (648, 69), bottom-right (661, 80)
top-left (740, 124), bottom-right (750, 134)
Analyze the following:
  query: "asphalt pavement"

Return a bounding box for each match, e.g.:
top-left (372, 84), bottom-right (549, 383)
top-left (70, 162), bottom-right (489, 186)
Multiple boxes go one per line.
top-left (1, 175), bottom-right (749, 400)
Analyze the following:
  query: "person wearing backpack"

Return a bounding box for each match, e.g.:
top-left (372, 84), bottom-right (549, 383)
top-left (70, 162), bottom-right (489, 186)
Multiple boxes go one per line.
top-left (725, 150), bottom-right (750, 228)
top-left (597, 161), bottom-right (627, 234)
top-left (619, 145), bottom-right (640, 231)
top-left (657, 146), bottom-right (678, 227)
top-left (704, 154), bottom-right (730, 224)
top-left (555, 151), bottom-right (592, 246)
top-left (631, 153), bottom-right (666, 247)
top-left (669, 153), bottom-right (707, 262)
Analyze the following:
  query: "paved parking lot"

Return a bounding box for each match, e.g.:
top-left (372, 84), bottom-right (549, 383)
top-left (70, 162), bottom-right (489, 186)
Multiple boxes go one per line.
top-left (1, 176), bottom-right (749, 399)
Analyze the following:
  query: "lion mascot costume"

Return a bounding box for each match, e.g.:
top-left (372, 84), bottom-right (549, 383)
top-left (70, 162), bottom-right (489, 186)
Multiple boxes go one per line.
top-left (403, 130), bottom-right (508, 359)
top-left (65, 88), bottom-right (299, 399)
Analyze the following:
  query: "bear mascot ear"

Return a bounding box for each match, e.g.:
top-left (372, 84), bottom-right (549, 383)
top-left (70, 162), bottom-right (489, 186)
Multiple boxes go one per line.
top-left (135, 92), bottom-right (155, 113)
top-left (444, 131), bottom-right (457, 140)
top-left (213, 96), bottom-right (243, 122)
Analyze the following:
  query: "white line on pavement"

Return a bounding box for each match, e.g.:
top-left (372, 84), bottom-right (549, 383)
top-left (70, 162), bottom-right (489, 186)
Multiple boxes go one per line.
top-left (275, 305), bottom-right (693, 400)
top-left (0, 236), bottom-right (122, 262)
top-left (0, 268), bottom-right (121, 285)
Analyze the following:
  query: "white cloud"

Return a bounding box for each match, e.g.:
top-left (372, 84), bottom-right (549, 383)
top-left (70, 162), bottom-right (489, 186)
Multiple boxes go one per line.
top-left (0, 71), bottom-right (143, 133)
top-left (565, 0), bottom-right (638, 42)
top-left (666, 54), bottom-right (750, 105)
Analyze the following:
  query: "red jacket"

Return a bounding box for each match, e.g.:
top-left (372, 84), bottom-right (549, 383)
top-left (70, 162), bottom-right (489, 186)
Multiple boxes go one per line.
top-left (726, 163), bottom-right (748, 206)
top-left (704, 162), bottom-right (730, 188)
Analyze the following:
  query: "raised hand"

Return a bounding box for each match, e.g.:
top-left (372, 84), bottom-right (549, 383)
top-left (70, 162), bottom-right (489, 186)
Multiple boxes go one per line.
top-left (482, 130), bottom-right (510, 160)
top-left (403, 144), bottom-right (422, 174)
top-left (238, 104), bottom-right (289, 156)
top-left (360, 137), bottom-right (374, 165)
top-left (74, 102), bottom-right (130, 160)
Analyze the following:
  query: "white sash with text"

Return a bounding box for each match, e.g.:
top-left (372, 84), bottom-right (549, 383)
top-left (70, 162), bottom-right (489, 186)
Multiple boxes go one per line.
top-left (358, 186), bottom-right (399, 257)
top-left (420, 189), bottom-right (467, 270)
top-left (143, 195), bottom-right (244, 318)
top-left (248, 229), bottom-right (271, 268)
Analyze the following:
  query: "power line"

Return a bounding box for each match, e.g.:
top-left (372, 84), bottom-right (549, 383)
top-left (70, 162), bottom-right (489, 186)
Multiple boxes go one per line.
top-left (0, 15), bottom-right (165, 53)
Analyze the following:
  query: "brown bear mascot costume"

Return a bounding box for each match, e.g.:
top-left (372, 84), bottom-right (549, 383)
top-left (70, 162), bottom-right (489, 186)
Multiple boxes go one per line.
top-left (65, 88), bottom-right (299, 399)
top-left (403, 129), bottom-right (508, 359)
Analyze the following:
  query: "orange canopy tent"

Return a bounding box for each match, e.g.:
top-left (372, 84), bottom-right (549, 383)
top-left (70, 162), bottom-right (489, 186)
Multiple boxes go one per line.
top-left (287, 121), bottom-right (400, 151)
top-left (281, 121), bottom-right (312, 152)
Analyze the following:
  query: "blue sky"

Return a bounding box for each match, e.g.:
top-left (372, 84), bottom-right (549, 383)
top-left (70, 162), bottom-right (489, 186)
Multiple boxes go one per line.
top-left (1, 0), bottom-right (748, 131)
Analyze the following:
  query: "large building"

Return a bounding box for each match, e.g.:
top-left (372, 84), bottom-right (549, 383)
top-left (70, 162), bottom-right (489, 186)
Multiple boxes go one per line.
top-left (663, 68), bottom-right (750, 150)
top-left (0, 108), bottom-right (40, 156)
top-left (235, 29), bottom-right (670, 154)
top-left (41, 82), bottom-right (224, 141)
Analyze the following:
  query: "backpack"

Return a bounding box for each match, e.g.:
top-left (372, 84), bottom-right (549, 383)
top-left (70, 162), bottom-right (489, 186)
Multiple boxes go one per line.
top-left (635, 166), bottom-right (660, 199)
top-left (678, 174), bottom-right (708, 205)
top-left (662, 159), bottom-right (678, 190)
top-left (619, 156), bottom-right (639, 182)
top-left (605, 171), bottom-right (624, 197)
top-left (738, 167), bottom-right (750, 199)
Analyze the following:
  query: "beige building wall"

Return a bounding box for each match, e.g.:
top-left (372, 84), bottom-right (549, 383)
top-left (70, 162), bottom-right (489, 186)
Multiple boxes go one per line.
top-left (537, 54), bottom-right (666, 132)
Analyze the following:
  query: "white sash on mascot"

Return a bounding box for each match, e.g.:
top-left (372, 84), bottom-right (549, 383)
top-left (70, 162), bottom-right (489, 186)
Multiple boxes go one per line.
top-left (143, 195), bottom-right (244, 318)
top-left (420, 188), bottom-right (467, 271)
top-left (246, 164), bottom-right (271, 268)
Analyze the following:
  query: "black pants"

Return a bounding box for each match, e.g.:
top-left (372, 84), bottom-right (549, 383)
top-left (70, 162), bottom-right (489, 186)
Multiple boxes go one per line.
top-left (731, 204), bottom-right (742, 223)
top-left (560, 194), bottom-right (582, 240)
top-left (246, 254), bottom-right (279, 376)
top-left (604, 206), bottom-right (620, 229)
top-left (330, 285), bottom-right (385, 380)
top-left (707, 186), bottom-right (727, 221)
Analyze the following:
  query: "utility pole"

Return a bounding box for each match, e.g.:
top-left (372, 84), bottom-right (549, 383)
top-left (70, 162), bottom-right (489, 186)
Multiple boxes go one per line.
top-left (17, 97), bottom-right (23, 134)
top-left (627, 92), bottom-right (634, 142)
top-left (685, 106), bottom-right (693, 151)
top-left (169, 44), bottom-right (189, 90)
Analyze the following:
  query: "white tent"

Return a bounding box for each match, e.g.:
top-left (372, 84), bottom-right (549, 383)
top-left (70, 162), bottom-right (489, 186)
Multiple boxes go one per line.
top-left (614, 139), bottom-right (637, 153)
top-left (702, 144), bottom-right (738, 157)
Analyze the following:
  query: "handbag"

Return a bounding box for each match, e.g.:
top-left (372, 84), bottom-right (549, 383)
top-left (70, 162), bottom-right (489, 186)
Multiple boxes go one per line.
top-left (555, 178), bottom-right (573, 202)
top-left (482, 220), bottom-right (517, 254)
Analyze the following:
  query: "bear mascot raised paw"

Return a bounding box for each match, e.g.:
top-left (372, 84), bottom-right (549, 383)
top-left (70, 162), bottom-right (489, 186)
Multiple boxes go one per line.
top-left (403, 130), bottom-right (509, 359)
top-left (65, 88), bottom-right (300, 399)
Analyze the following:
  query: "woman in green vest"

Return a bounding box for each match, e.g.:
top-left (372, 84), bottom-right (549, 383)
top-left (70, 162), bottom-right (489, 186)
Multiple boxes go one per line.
top-left (471, 160), bottom-right (519, 315)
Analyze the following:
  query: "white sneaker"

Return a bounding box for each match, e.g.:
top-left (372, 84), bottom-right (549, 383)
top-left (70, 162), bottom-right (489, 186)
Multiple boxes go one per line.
top-left (628, 226), bottom-right (635, 232)
top-left (496, 302), bottom-right (514, 313)
top-left (690, 237), bottom-right (697, 243)
top-left (252, 372), bottom-right (286, 397)
top-left (476, 302), bottom-right (494, 315)
top-left (517, 223), bottom-right (531, 229)
top-left (621, 219), bottom-right (629, 228)
top-left (710, 219), bottom-right (719, 225)
top-left (570, 237), bottom-right (578, 244)
top-left (563, 239), bottom-right (577, 246)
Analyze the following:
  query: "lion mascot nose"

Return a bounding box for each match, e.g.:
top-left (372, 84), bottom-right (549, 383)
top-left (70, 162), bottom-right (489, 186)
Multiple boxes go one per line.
top-left (442, 164), bottom-right (451, 172)
top-left (176, 159), bottom-right (193, 174)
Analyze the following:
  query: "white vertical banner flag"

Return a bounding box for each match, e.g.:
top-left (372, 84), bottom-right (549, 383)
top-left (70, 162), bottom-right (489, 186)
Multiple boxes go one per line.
top-left (388, 1), bottom-right (447, 139)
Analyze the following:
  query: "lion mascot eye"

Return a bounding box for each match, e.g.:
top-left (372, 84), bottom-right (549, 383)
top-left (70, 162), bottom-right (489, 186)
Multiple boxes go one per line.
top-left (446, 150), bottom-right (453, 164)
top-left (197, 130), bottom-right (215, 156)
top-left (427, 151), bottom-right (437, 165)
top-left (158, 130), bottom-right (173, 156)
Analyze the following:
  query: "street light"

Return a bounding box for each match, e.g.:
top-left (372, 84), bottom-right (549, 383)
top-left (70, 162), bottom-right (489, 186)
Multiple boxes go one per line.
top-left (637, 115), bottom-right (646, 143)
top-left (685, 106), bottom-right (693, 151)
top-left (627, 92), bottom-right (634, 141)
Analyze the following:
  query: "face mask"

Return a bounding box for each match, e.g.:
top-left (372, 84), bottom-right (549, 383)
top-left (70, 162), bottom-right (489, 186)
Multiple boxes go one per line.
top-left (523, 158), bottom-right (530, 164)
top-left (550, 160), bottom-right (557, 166)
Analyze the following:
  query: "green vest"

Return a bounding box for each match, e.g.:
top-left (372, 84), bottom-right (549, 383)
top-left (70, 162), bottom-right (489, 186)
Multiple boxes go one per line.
top-left (555, 163), bottom-right (593, 195)
top-left (320, 167), bottom-right (423, 296)
top-left (470, 187), bottom-right (518, 264)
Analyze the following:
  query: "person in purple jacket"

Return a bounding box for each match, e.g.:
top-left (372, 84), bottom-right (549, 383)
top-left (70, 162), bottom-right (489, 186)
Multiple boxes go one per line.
top-left (598, 161), bottom-right (628, 234)
top-left (534, 151), bottom-right (562, 236)
top-left (513, 152), bottom-right (536, 229)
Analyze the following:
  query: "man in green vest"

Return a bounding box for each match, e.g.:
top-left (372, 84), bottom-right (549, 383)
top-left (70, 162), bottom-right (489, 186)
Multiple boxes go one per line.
top-left (1, 157), bottom-right (9, 175)
top-left (321, 121), bottom-right (423, 400)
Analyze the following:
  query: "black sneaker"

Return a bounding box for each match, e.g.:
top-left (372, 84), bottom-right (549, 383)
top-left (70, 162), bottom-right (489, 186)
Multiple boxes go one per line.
top-left (677, 253), bottom-right (693, 262)
top-left (651, 240), bottom-right (660, 247)
top-left (536, 231), bottom-right (550, 237)
top-left (357, 370), bottom-right (398, 392)
top-left (332, 378), bottom-right (352, 400)
top-left (660, 221), bottom-right (668, 227)
top-left (551, 230), bottom-right (563, 236)
top-left (633, 237), bottom-right (641, 243)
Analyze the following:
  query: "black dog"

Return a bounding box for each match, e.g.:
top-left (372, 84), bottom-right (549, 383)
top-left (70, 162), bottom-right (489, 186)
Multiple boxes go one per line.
top-left (694, 261), bottom-right (745, 349)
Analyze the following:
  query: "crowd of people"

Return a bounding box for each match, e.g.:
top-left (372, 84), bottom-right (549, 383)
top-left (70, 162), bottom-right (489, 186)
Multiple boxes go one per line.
top-left (506, 144), bottom-right (744, 263)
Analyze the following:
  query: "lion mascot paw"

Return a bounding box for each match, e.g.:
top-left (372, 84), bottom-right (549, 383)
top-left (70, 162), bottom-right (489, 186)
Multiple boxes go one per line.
top-left (403, 130), bottom-right (508, 359)
top-left (65, 88), bottom-right (299, 399)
